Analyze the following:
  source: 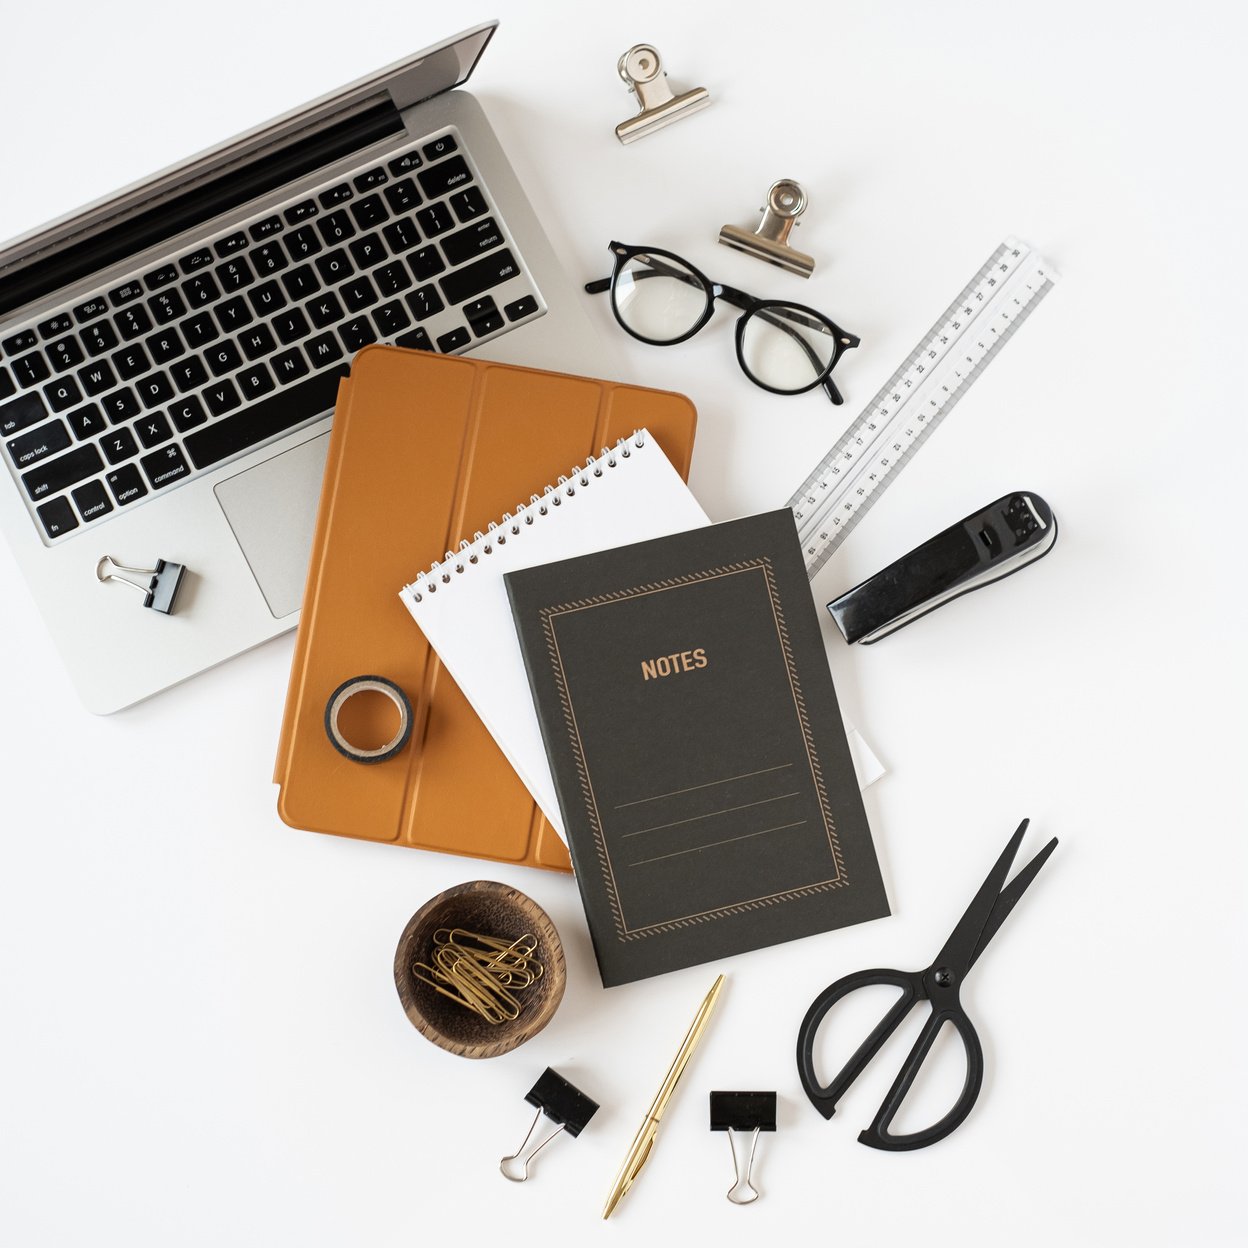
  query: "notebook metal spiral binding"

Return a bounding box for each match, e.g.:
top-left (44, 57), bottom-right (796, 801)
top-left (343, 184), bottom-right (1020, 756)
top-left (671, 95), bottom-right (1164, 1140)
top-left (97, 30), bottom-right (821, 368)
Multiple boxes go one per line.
top-left (407, 431), bottom-right (647, 603)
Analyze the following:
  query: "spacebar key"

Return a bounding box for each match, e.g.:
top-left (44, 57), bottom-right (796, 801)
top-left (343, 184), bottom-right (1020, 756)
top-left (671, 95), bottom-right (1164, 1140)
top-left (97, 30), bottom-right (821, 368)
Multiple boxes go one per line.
top-left (184, 367), bottom-right (348, 469)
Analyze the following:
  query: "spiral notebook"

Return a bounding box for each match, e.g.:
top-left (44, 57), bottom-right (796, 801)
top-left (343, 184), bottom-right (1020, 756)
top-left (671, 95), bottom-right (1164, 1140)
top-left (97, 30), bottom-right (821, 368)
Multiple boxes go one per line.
top-left (400, 431), bottom-right (709, 838)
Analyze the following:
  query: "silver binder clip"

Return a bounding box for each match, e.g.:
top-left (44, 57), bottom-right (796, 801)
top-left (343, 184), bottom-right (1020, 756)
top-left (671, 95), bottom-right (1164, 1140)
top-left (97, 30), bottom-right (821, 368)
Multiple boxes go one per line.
top-left (710, 1091), bottom-right (777, 1205)
top-left (96, 555), bottom-right (187, 614)
top-left (719, 180), bottom-right (816, 277)
top-left (615, 44), bottom-right (710, 144)
top-left (500, 1068), bottom-right (599, 1182)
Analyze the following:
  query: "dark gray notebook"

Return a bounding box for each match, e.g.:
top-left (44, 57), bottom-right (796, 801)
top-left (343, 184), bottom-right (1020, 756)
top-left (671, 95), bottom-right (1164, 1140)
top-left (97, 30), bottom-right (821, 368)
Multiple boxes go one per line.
top-left (506, 508), bottom-right (889, 987)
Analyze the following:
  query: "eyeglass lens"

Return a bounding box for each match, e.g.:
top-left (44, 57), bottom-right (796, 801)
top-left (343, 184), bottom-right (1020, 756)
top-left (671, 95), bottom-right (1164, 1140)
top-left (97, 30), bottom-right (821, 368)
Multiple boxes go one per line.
top-left (739, 305), bottom-right (838, 393)
top-left (613, 253), bottom-right (709, 342)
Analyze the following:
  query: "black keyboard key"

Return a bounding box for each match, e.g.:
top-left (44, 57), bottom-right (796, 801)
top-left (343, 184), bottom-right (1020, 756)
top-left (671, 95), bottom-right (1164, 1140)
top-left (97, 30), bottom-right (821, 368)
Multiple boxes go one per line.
top-left (78, 360), bottom-right (117, 396)
top-left (106, 464), bottom-right (148, 506)
top-left (145, 327), bottom-right (184, 365)
top-left (183, 274), bottom-right (220, 308)
top-left (395, 327), bottom-right (433, 352)
top-left (215, 231), bottom-right (249, 257)
top-left (348, 233), bottom-right (386, 269)
top-left (45, 376), bottom-right (83, 412)
top-left (442, 218), bottom-right (504, 267)
top-left (73, 296), bottom-right (109, 324)
top-left (203, 378), bottom-right (242, 416)
top-left (234, 361), bottom-right (274, 399)
top-left (240, 325), bottom-right (276, 361)
top-left (109, 280), bottom-right (143, 305)
top-left (406, 284), bottom-right (444, 322)
top-left (145, 264), bottom-right (178, 289)
top-left (112, 345), bottom-right (151, 381)
top-left (38, 495), bottom-right (79, 537)
top-left (66, 403), bottom-right (108, 440)
top-left (169, 396), bottom-right (207, 432)
top-left (101, 425), bottom-right (139, 464)
top-left (409, 246), bottom-right (445, 281)
top-left (417, 154), bottom-right (471, 199)
top-left (282, 264), bottom-right (321, 302)
top-left (148, 289), bottom-right (187, 325)
top-left (7, 418), bottom-right (70, 469)
top-left (183, 311), bottom-right (219, 349)
top-left (71, 479), bottom-right (113, 523)
top-left (249, 215), bottom-right (283, 241)
top-left (135, 411), bottom-right (173, 448)
top-left (22, 441), bottom-right (103, 501)
top-left (464, 296), bottom-right (503, 337)
top-left (179, 247), bottom-right (215, 274)
top-left (374, 260), bottom-right (412, 297)
top-left (388, 150), bottom-right (423, 176)
top-left (285, 224), bottom-right (323, 262)
top-left (339, 317), bottom-right (377, 352)
top-left (319, 182), bottom-right (353, 208)
top-left (440, 249), bottom-right (520, 306)
top-left (350, 195), bottom-right (388, 230)
top-left (449, 186), bottom-right (488, 221)
top-left (13, 352), bottom-right (51, 388)
top-left (206, 341), bottom-right (242, 376)
top-left (216, 256), bottom-right (255, 292)
top-left (185, 367), bottom-right (346, 470)
top-left (415, 202), bottom-right (454, 238)
top-left (135, 373), bottom-right (174, 409)
top-left (248, 280), bottom-right (287, 318)
top-left (171, 357), bottom-right (209, 392)
top-left (373, 299), bottom-right (411, 338)
top-left (100, 388), bottom-right (140, 423)
top-left (306, 332), bottom-right (343, 368)
top-left (353, 166), bottom-right (387, 191)
top-left (307, 292), bottom-right (344, 329)
top-left (504, 294), bottom-right (540, 322)
top-left (384, 179), bottom-right (421, 214)
top-left (252, 242), bottom-right (288, 276)
top-left (47, 335), bottom-right (85, 372)
top-left (141, 443), bottom-right (191, 490)
top-left (423, 134), bottom-right (458, 161)
top-left (272, 308), bottom-right (310, 345)
top-left (342, 276), bottom-right (378, 313)
top-left (115, 305), bottom-right (153, 340)
top-left (436, 326), bottom-right (470, 353)
top-left (285, 198), bottom-right (318, 224)
top-left (383, 218), bottom-right (421, 253)
top-left (318, 210), bottom-right (355, 245)
top-left (216, 296), bottom-right (253, 333)
top-left (315, 249), bottom-right (354, 285)
top-left (82, 320), bottom-right (119, 357)
top-left (38, 312), bottom-right (74, 339)
top-left (271, 347), bottom-right (310, 384)
top-left (0, 367), bottom-right (13, 400)
top-left (3, 329), bottom-right (38, 354)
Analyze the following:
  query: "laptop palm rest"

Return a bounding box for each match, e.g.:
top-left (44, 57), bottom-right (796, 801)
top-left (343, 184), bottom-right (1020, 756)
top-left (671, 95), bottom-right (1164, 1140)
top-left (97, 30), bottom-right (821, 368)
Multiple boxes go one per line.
top-left (214, 433), bottom-right (330, 618)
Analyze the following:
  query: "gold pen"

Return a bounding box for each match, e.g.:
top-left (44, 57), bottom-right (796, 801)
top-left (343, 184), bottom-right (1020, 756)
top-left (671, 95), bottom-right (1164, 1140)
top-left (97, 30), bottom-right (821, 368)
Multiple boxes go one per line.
top-left (602, 973), bottom-right (725, 1219)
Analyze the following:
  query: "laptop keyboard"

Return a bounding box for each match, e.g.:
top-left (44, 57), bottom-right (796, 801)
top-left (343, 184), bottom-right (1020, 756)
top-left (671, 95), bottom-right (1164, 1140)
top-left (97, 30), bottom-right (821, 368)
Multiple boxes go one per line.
top-left (0, 130), bottom-right (544, 543)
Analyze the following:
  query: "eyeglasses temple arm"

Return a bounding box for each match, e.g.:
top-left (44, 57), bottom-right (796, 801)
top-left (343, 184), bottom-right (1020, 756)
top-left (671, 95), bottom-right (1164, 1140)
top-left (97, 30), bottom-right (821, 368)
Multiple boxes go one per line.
top-left (584, 277), bottom-right (611, 295)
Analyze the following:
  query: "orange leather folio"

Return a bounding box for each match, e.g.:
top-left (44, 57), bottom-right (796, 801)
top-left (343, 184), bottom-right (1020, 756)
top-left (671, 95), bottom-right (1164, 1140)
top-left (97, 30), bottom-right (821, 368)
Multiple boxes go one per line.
top-left (274, 346), bottom-right (698, 872)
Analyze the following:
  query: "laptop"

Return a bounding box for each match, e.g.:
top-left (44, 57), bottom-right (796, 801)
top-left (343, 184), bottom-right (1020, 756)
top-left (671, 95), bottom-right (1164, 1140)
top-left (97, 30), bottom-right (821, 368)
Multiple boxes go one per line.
top-left (0, 22), bottom-right (620, 713)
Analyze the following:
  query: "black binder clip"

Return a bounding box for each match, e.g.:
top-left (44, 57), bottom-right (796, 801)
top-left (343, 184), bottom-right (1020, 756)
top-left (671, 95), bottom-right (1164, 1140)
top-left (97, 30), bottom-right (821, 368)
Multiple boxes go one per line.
top-left (500, 1068), bottom-right (599, 1182)
top-left (710, 1091), bottom-right (776, 1205)
top-left (96, 555), bottom-right (187, 615)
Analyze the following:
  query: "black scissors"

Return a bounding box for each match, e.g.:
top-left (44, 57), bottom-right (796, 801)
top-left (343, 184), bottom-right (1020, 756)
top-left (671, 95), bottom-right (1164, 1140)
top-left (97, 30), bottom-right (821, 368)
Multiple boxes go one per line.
top-left (797, 819), bottom-right (1057, 1151)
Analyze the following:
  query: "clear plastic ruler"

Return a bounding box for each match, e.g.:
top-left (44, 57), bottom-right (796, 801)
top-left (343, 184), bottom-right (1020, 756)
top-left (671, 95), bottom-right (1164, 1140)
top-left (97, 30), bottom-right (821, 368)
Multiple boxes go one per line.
top-left (788, 237), bottom-right (1059, 579)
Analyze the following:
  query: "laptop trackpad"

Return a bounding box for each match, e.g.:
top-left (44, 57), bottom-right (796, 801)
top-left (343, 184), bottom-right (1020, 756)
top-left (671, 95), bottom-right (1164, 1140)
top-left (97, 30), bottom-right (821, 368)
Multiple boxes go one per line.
top-left (214, 433), bottom-right (330, 619)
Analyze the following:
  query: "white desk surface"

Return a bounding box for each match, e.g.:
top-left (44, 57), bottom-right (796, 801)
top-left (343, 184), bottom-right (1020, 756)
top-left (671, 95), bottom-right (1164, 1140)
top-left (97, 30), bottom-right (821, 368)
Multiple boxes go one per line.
top-left (1, 3), bottom-right (1244, 1244)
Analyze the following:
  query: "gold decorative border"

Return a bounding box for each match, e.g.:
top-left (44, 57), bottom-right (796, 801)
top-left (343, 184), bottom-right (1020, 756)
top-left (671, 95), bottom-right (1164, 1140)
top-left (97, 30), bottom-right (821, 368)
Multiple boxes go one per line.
top-left (538, 558), bottom-right (848, 941)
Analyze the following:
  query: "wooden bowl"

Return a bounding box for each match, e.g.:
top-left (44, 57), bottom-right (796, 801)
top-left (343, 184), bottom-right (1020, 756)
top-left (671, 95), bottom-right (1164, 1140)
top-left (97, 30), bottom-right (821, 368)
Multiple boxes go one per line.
top-left (393, 880), bottom-right (566, 1059)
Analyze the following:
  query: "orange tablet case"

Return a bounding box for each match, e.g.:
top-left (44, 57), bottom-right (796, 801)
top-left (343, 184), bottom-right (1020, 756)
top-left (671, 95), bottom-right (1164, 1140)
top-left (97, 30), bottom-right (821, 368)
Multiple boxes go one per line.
top-left (273, 346), bottom-right (698, 872)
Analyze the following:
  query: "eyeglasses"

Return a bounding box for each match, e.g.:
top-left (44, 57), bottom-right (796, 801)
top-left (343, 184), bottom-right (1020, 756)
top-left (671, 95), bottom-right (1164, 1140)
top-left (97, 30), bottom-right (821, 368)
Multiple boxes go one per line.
top-left (585, 242), bottom-right (860, 405)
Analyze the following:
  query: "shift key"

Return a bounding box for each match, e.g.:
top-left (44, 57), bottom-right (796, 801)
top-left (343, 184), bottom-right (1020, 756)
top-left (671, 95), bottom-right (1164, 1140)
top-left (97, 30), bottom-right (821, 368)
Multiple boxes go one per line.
top-left (22, 443), bottom-right (104, 501)
top-left (439, 249), bottom-right (519, 306)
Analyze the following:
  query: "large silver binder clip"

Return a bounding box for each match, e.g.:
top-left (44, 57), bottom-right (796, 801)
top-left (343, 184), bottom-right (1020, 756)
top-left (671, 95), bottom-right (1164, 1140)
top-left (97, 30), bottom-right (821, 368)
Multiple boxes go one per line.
top-left (615, 44), bottom-right (710, 144)
top-left (719, 180), bottom-right (816, 277)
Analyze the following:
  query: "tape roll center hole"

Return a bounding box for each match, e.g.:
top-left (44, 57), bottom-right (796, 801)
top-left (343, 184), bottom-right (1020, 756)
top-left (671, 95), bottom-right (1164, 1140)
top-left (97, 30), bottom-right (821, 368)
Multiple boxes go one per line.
top-left (335, 688), bottom-right (403, 754)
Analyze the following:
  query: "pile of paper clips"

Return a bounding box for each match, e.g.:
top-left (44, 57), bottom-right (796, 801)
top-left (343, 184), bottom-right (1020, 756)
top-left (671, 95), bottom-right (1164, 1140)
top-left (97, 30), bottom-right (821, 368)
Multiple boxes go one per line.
top-left (412, 928), bottom-right (544, 1025)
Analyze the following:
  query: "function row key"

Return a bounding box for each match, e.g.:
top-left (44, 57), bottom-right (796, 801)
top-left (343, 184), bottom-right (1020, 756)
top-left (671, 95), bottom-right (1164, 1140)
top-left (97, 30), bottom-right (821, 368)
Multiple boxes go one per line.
top-left (319, 183), bottom-right (353, 208)
top-left (423, 135), bottom-right (458, 162)
top-left (215, 231), bottom-right (249, 257)
top-left (388, 150), bottom-right (422, 176)
top-left (179, 248), bottom-right (215, 274)
top-left (73, 296), bottom-right (110, 324)
top-left (38, 311), bottom-right (74, 340)
top-left (285, 199), bottom-right (318, 224)
top-left (353, 166), bottom-right (387, 192)
top-left (2, 328), bottom-right (38, 355)
top-left (250, 215), bottom-right (283, 242)
top-left (109, 279), bottom-right (144, 305)
top-left (145, 263), bottom-right (178, 290)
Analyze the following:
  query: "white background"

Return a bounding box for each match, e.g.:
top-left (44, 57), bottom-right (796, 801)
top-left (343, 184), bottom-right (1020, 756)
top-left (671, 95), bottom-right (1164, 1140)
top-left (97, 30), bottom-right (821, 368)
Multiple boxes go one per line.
top-left (1, 2), bottom-right (1244, 1244)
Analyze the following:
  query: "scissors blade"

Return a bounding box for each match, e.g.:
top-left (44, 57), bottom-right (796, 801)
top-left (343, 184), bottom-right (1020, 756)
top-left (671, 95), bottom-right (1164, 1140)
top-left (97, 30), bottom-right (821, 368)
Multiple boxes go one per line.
top-left (967, 833), bottom-right (1058, 971)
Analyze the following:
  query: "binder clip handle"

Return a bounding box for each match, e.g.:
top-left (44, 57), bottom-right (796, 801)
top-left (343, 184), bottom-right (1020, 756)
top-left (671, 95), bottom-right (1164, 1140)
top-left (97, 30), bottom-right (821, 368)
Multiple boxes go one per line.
top-left (710, 1091), bottom-right (777, 1206)
top-left (499, 1068), bottom-right (599, 1183)
top-left (95, 555), bottom-right (187, 615)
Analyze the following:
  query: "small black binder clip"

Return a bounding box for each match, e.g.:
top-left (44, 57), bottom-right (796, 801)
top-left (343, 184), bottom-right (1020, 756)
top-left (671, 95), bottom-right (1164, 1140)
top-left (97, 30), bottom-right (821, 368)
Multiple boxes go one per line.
top-left (96, 555), bottom-right (187, 615)
top-left (500, 1068), bottom-right (599, 1182)
top-left (710, 1091), bottom-right (777, 1205)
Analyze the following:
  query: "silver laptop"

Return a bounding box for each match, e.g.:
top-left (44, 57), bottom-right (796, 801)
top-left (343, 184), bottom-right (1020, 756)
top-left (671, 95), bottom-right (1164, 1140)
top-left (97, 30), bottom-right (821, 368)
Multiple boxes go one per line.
top-left (0, 22), bottom-right (619, 713)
